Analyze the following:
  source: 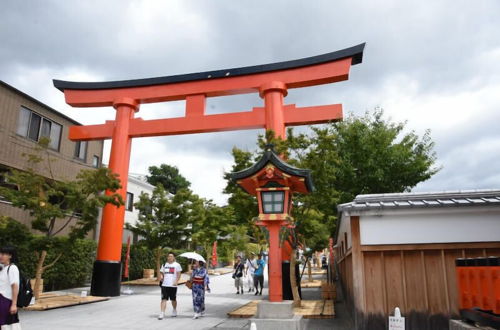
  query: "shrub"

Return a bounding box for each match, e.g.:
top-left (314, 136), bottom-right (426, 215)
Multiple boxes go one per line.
top-left (121, 243), bottom-right (156, 280)
top-left (0, 217), bottom-right (37, 277)
top-left (42, 238), bottom-right (97, 291)
top-left (0, 217), bottom-right (97, 291)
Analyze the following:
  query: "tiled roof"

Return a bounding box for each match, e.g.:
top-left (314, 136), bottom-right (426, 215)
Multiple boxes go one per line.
top-left (338, 189), bottom-right (500, 212)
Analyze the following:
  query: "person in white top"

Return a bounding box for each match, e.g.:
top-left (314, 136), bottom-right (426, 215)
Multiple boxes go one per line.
top-left (158, 252), bottom-right (183, 320)
top-left (0, 246), bottom-right (20, 327)
top-left (245, 252), bottom-right (257, 293)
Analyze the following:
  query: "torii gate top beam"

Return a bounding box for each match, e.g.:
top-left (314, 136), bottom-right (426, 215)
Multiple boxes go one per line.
top-left (53, 43), bottom-right (364, 107)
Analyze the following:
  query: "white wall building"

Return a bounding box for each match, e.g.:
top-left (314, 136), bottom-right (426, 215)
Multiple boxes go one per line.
top-left (334, 189), bottom-right (500, 329)
top-left (94, 173), bottom-right (155, 244)
top-left (122, 173), bottom-right (155, 243)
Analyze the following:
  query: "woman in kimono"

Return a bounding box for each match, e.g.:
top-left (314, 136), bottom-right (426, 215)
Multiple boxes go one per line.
top-left (191, 260), bottom-right (210, 319)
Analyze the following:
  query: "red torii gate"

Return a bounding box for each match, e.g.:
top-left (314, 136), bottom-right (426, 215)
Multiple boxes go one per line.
top-left (54, 43), bottom-right (365, 297)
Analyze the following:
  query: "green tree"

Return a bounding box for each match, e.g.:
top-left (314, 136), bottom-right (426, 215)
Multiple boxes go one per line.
top-left (127, 185), bottom-right (204, 277)
top-left (222, 148), bottom-right (265, 245)
top-left (146, 164), bottom-right (191, 194)
top-left (318, 110), bottom-right (439, 205)
top-left (0, 217), bottom-right (36, 277)
top-left (224, 109), bottom-right (439, 248)
top-left (0, 140), bottom-right (123, 298)
top-left (191, 202), bottom-right (237, 267)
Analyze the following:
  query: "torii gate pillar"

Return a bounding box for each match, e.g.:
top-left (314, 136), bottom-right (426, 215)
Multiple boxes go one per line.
top-left (91, 98), bottom-right (138, 296)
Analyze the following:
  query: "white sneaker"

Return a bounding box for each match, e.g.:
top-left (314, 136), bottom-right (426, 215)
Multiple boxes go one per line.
top-left (171, 310), bottom-right (177, 317)
top-left (158, 312), bottom-right (164, 320)
top-left (193, 313), bottom-right (199, 319)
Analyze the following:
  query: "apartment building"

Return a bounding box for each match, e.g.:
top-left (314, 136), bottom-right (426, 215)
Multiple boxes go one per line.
top-left (0, 81), bottom-right (104, 234)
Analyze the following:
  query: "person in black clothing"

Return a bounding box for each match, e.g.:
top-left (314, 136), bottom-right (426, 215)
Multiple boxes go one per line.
top-left (232, 256), bottom-right (244, 294)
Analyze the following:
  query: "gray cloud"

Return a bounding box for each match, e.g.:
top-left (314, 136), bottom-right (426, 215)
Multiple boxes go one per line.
top-left (1, 0), bottom-right (499, 203)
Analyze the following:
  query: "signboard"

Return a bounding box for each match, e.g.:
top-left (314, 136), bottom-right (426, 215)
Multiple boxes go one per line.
top-left (388, 315), bottom-right (405, 330)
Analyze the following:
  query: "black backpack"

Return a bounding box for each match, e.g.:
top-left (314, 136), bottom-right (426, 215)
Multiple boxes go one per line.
top-left (8, 265), bottom-right (33, 307)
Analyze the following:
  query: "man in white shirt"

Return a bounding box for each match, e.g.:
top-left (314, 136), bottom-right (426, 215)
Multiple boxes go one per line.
top-left (158, 252), bottom-right (182, 320)
top-left (245, 252), bottom-right (257, 293)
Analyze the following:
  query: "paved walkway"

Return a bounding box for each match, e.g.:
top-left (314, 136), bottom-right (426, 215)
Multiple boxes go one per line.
top-left (19, 271), bottom-right (349, 329)
top-left (20, 271), bottom-right (265, 330)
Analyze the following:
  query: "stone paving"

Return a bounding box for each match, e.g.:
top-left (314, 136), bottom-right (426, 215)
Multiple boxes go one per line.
top-left (18, 271), bottom-right (350, 330)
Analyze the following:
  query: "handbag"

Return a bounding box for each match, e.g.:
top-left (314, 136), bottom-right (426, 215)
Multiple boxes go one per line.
top-left (185, 280), bottom-right (193, 290)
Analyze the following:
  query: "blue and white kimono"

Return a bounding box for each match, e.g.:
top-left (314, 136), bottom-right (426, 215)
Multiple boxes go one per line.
top-left (191, 267), bottom-right (209, 313)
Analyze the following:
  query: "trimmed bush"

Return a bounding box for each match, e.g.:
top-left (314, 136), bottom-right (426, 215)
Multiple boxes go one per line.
top-left (42, 238), bottom-right (97, 291)
top-left (0, 217), bottom-right (37, 277)
top-left (0, 217), bottom-right (97, 291)
top-left (121, 243), bottom-right (156, 280)
top-left (120, 245), bottom-right (191, 280)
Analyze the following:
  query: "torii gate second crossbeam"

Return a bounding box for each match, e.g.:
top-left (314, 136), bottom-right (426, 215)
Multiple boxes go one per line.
top-left (53, 43), bottom-right (365, 298)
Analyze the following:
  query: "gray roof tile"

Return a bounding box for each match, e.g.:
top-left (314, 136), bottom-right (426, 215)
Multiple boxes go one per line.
top-left (338, 189), bottom-right (500, 212)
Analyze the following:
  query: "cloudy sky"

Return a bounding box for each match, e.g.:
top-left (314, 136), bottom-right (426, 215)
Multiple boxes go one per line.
top-left (1, 1), bottom-right (499, 204)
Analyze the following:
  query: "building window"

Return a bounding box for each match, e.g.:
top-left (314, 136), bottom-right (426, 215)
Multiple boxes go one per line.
top-left (92, 155), bottom-right (100, 168)
top-left (74, 141), bottom-right (87, 161)
top-left (261, 191), bottom-right (285, 214)
top-left (17, 107), bottom-right (62, 151)
top-left (126, 192), bottom-right (134, 212)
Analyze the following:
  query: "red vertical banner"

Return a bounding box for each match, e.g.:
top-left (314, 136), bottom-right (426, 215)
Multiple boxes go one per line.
top-left (329, 237), bottom-right (334, 264)
top-left (211, 241), bottom-right (218, 268)
top-left (124, 236), bottom-right (131, 279)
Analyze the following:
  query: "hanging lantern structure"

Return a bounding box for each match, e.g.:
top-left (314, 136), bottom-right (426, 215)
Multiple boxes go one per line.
top-left (231, 145), bottom-right (313, 302)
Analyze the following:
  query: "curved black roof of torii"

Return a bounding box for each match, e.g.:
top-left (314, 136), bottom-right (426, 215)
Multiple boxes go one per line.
top-left (53, 43), bottom-right (365, 91)
top-left (231, 148), bottom-right (314, 193)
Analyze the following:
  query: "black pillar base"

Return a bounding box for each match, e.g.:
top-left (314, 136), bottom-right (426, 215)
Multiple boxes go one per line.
top-left (282, 262), bottom-right (302, 300)
top-left (90, 260), bottom-right (122, 297)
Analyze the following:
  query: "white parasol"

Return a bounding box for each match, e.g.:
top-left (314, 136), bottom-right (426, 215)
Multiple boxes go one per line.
top-left (179, 252), bottom-right (206, 263)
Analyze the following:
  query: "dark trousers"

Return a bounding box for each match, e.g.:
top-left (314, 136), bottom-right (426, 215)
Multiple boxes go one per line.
top-left (254, 274), bottom-right (264, 292)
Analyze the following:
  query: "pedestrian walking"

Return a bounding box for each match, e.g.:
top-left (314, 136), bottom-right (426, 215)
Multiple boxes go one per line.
top-left (158, 252), bottom-right (182, 320)
top-left (191, 260), bottom-right (210, 320)
top-left (254, 254), bottom-right (266, 296)
top-left (245, 252), bottom-right (256, 293)
top-left (232, 256), bottom-right (244, 294)
top-left (0, 246), bottom-right (21, 330)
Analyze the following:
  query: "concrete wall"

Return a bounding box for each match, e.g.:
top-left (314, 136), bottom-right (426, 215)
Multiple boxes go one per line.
top-left (122, 175), bottom-right (154, 243)
top-left (0, 82), bottom-right (104, 181)
top-left (359, 207), bottom-right (500, 245)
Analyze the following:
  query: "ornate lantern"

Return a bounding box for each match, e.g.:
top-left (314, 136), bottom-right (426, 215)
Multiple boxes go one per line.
top-left (231, 145), bottom-right (313, 301)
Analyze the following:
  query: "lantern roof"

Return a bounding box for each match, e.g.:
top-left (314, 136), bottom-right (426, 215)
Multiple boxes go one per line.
top-left (231, 146), bottom-right (314, 195)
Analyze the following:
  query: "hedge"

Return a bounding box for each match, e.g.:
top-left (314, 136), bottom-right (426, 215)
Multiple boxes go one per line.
top-left (0, 217), bottom-right (193, 289)
top-left (120, 244), bottom-right (190, 280)
top-left (42, 238), bottom-right (97, 291)
top-left (0, 217), bottom-right (97, 291)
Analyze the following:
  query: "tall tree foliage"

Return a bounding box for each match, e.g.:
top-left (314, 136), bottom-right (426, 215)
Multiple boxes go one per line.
top-left (322, 110), bottom-right (438, 204)
top-left (222, 148), bottom-right (268, 245)
top-left (146, 164), bottom-right (191, 194)
top-left (224, 109), bottom-right (439, 249)
top-left (127, 185), bottom-right (204, 276)
top-left (191, 202), bottom-right (245, 266)
top-left (0, 139), bottom-right (122, 298)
